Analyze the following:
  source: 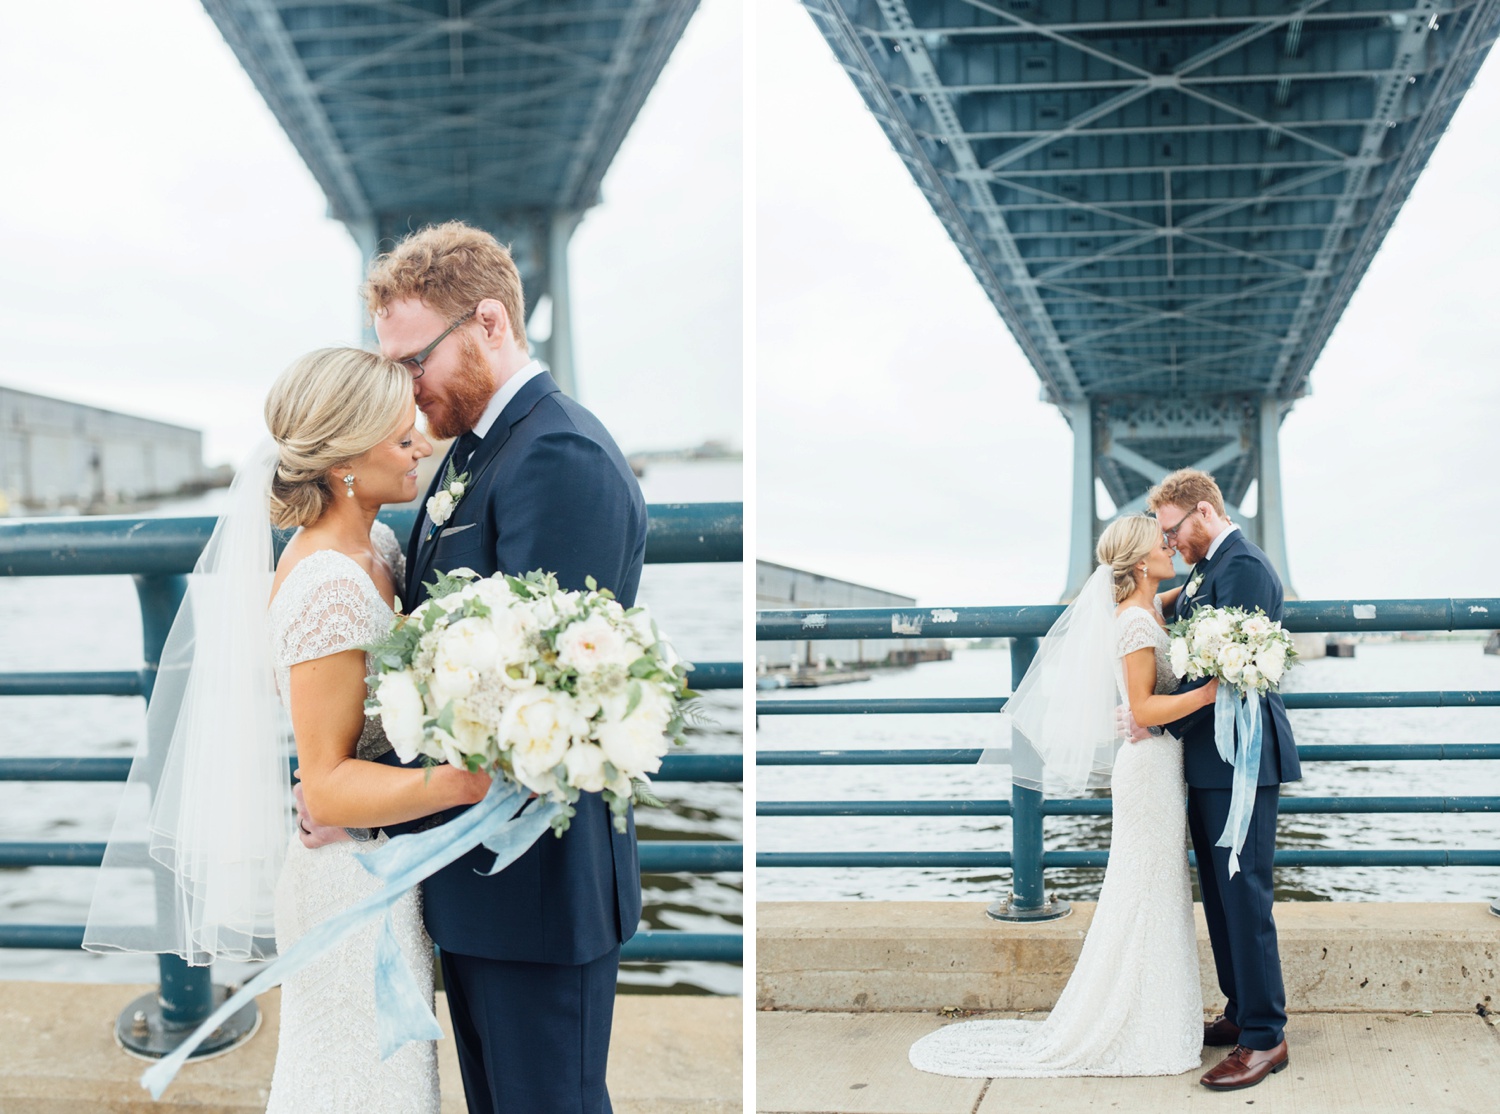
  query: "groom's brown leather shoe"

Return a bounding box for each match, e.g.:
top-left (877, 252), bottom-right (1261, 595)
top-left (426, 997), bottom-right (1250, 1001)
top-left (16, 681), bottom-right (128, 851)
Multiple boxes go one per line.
top-left (1203, 1015), bottom-right (1242, 1047)
top-left (1200, 1042), bottom-right (1289, 1090)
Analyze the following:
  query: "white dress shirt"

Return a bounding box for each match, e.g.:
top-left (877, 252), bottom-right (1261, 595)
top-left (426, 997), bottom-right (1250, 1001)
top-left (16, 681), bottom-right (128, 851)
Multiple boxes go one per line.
top-left (1205, 521), bottom-right (1239, 562)
top-left (471, 358), bottom-right (545, 441)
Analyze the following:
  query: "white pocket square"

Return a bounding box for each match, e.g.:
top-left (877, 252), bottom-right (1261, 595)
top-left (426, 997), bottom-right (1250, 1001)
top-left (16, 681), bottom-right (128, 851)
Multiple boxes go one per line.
top-left (438, 523), bottom-right (476, 538)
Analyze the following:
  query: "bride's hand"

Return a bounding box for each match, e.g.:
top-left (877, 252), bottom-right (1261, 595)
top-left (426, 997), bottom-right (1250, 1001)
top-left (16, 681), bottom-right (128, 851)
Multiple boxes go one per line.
top-left (443, 766), bottom-right (494, 806)
top-left (1198, 678), bottom-right (1220, 707)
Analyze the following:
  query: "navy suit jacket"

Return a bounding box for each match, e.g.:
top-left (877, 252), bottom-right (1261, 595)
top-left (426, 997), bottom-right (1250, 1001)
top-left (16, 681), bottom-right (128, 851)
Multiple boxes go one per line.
top-left (386, 370), bottom-right (648, 965)
top-left (1169, 529), bottom-right (1302, 789)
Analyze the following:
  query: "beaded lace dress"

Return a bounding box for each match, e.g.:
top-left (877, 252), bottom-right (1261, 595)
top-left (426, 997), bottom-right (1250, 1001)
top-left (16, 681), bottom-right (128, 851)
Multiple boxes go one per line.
top-left (909, 602), bottom-right (1202, 1078)
top-left (264, 521), bottom-right (440, 1113)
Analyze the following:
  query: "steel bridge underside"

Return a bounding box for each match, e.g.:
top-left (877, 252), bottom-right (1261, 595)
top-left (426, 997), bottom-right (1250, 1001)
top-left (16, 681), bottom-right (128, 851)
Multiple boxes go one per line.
top-left (804, 0), bottom-right (1499, 590)
top-left (200, 0), bottom-right (700, 389)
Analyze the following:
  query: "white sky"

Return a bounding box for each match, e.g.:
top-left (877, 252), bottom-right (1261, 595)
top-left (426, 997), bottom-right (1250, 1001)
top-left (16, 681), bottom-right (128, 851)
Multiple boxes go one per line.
top-left (757, 0), bottom-right (1500, 605)
top-left (0, 0), bottom-right (740, 466)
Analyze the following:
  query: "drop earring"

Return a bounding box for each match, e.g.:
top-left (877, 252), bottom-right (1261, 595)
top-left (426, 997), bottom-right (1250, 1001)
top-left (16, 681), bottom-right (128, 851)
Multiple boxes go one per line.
top-left (343, 474), bottom-right (355, 497)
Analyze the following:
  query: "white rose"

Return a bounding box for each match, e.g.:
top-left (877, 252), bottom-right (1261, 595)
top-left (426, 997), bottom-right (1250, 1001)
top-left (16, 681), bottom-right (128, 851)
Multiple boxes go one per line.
top-left (1256, 641), bottom-right (1287, 685)
top-left (556, 613), bottom-right (631, 673)
top-left (373, 672), bottom-right (426, 763)
top-left (1241, 664), bottom-right (1261, 691)
top-left (450, 481), bottom-right (466, 497)
top-left (427, 489), bottom-right (456, 525)
top-left (1169, 637), bottom-right (1190, 678)
top-left (502, 689), bottom-right (587, 794)
top-left (562, 742), bottom-right (610, 793)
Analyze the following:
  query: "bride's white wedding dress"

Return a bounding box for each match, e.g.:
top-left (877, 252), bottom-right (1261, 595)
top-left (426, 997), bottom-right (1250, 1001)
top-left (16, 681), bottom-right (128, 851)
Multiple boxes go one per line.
top-left (264, 521), bottom-right (440, 1113)
top-left (909, 603), bottom-right (1202, 1078)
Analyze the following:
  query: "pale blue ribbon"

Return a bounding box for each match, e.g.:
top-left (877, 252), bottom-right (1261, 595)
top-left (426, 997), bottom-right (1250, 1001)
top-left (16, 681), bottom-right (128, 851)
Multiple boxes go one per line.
top-left (1212, 683), bottom-right (1263, 878)
top-left (141, 778), bottom-right (559, 1099)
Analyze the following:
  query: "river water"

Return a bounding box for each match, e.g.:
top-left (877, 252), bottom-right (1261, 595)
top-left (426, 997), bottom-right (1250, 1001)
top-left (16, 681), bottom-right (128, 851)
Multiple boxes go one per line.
top-left (757, 640), bottom-right (1500, 905)
top-left (0, 459), bottom-right (742, 995)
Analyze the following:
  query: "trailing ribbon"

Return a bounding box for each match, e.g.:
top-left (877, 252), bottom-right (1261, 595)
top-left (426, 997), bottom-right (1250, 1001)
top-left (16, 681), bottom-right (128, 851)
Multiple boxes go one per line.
top-left (140, 778), bottom-right (560, 1099)
top-left (1212, 683), bottom-right (1263, 878)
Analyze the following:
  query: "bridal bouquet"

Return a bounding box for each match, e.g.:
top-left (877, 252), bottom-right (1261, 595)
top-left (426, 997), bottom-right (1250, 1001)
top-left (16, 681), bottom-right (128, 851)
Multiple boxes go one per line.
top-left (1166, 605), bottom-right (1297, 696)
top-left (1166, 604), bottom-right (1297, 877)
top-left (364, 568), bottom-right (695, 834)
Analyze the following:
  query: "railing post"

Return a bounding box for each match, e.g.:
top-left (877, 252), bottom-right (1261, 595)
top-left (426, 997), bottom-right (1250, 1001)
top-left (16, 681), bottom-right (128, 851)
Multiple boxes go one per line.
top-left (988, 635), bottom-right (1070, 922)
top-left (112, 574), bottom-right (259, 1060)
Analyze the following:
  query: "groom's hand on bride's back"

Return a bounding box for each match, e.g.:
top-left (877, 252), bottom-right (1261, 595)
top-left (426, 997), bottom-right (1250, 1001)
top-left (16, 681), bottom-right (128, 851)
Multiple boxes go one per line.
top-left (292, 778), bottom-right (353, 849)
top-left (1116, 705), bottom-right (1152, 744)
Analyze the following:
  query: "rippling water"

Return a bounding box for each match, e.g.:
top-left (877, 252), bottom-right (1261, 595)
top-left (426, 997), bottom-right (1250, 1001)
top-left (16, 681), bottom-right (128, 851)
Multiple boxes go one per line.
top-left (0, 459), bottom-right (742, 995)
top-left (757, 640), bottom-right (1500, 905)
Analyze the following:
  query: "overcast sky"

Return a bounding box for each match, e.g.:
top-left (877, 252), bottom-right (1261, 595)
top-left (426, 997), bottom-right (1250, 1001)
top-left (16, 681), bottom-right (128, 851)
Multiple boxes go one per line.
top-left (757, 0), bottom-right (1500, 605)
top-left (0, 0), bottom-right (740, 467)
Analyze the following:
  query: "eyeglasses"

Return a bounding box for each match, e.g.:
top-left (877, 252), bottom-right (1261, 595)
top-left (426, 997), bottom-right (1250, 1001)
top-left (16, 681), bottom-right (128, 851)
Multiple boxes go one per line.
top-left (1157, 507), bottom-right (1196, 544)
top-left (399, 309), bottom-right (474, 380)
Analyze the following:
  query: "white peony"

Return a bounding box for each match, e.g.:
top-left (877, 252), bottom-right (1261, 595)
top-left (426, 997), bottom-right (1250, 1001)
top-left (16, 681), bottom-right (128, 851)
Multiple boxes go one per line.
top-left (502, 688), bottom-right (588, 794)
top-left (427, 489), bottom-right (456, 525)
top-left (1256, 640), bottom-right (1288, 684)
top-left (595, 684), bottom-right (671, 777)
top-left (1241, 663), bottom-right (1262, 691)
top-left (1169, 637), bottom-right (1190, 678)
top-left (429, 725), bottom-right (468, 770)
top-left (374, 672), bottom-right (427, 763)
top-left (556, 612), bottom-right (632, 674)
top-left (1218, 642), bottom-right (1250, 683)
top-left (562, 742), bottom-right (610, 793)
top-left (429, 620), bottom-right (500, 708)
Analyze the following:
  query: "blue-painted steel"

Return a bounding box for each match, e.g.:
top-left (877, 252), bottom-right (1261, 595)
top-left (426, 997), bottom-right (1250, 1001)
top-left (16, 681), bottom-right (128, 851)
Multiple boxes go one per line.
top-left (757, 600), bottom-right (1500, 642)
top-left (757, 745), bottom-right (1500, 765)
top-left (0, 840), bottom-right (741, 874)
top-left (759, 850), bottom-right (1500, 869)
top-left (0, 925), bottom-right (740, 964)
top-left (196, 0), bottom-right (702, 298)
top-left (0, 504), bottom-right (741, 577)
top-left (756, 691), bottom-right (1500, 715)
top-left (0, 671), bottom-right (146, 698)
top-left (799, 0), bottom-right (1500, 515)
top-left (758, 796), bottom-right (1500, 817)
top-left (0, 752), bottom-right (743, 784)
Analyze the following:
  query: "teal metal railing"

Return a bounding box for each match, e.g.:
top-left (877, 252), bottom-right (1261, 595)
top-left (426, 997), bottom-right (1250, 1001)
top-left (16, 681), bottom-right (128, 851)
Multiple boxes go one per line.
top-left (0, 504), bottom-right (743, 1053)
top-left (757, 599), bottom-right (1500, 921)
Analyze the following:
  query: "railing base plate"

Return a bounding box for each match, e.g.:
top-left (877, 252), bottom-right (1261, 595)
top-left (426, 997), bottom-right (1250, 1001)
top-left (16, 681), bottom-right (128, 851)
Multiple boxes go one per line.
top-left (1490, 899), bottom-right (1500, 919)
top-left (986, 895), bottom-right (1072, 923)
top-left (114, 987), bottom-right (260, 1062)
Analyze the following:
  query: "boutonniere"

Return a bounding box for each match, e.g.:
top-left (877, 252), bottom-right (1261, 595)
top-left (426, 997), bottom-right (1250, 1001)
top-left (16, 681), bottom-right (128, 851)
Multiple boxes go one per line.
top-left (426, 459), bottom-right (470, 538)
top-left (1185, 572), bottom-right (1205, 598)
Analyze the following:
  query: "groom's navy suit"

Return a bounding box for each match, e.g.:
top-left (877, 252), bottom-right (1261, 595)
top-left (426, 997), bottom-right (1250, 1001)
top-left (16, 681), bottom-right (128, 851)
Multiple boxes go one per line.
top-left (1168, 527), bottom-right (1300, 1053)
top-left (386, 369), bottom-right (647, 1113)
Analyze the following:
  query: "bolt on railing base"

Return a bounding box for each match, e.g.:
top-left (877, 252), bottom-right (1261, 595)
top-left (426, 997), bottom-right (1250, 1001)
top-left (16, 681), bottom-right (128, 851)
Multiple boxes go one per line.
top-left (986, 894), bottom-right (1072, 923)
top-left (114, 986), bottom-right (260, 1062)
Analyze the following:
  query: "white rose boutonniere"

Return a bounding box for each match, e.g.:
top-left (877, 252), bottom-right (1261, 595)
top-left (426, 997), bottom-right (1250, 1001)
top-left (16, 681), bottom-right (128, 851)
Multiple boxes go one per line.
top-left (1185, 572), bottom-right (1205, 598)
top-left (426, 458), bottom-right (471, 534)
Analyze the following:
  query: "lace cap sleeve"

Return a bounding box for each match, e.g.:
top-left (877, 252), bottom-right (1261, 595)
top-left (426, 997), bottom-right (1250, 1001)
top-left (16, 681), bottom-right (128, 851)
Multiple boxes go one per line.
top-left (273, 557), bottom-right (379, 669)
top-left (371, 520), bottom-right (407, 593)
top-left (1116, 609), bottom-right (1164, 659)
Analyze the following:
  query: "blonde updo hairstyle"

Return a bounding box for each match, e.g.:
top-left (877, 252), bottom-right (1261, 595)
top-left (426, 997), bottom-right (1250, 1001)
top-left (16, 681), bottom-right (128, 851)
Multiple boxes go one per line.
top-left (265, 347), bottom-right (412, 530)
top-left (1095, 515), bottom-right (1164, 604)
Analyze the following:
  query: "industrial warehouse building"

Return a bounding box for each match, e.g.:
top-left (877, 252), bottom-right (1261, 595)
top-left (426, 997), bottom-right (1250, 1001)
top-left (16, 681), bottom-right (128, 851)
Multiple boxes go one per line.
top-left (756, 560), bottom-right (950, 671)
top-left (0, 386), bottom-right (204, 514)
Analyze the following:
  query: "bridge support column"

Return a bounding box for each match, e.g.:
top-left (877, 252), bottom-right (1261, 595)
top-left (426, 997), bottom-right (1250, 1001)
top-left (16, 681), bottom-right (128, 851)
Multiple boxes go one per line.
top-left (1064, 400), bottom-right (1098, 600)
top-left (1257, 397), bottom-right (1291, 585)
top-left (540, 211), bottom-right (582, 398)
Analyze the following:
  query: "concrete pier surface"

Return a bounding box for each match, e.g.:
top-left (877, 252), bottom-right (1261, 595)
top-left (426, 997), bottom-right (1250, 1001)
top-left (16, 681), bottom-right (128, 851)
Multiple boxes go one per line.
top-left (0, 983), bottom-right (741, 1112)
top-left (757, 1008), bottom-right (1500, 1113)
top-left (757, 901), bottom-right (1500, 1113)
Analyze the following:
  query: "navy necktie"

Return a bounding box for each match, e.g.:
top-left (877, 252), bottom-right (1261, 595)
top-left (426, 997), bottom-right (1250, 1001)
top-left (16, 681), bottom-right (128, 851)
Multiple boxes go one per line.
top-left (454, 430), bottom-right (482, 470)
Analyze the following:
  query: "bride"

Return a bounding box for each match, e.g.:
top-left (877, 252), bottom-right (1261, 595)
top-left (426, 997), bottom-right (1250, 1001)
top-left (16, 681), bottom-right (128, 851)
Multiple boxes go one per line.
top-left (910, 515), bottom-right (1218, 1078)
top-left (85, 348), bottom-right (491, 1111)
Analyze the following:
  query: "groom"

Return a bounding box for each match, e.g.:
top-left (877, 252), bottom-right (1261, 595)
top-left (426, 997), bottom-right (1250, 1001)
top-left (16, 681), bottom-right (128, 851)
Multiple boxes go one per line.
top-left (367, 221), bottom-right (646, 1112)
top-left (1145, 468), bottom-right (1301, 1091)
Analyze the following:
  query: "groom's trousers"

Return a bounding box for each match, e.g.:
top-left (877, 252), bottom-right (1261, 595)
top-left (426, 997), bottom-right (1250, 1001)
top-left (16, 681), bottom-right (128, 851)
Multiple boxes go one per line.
top-left (1187, 784), bottom-right (1287, 1051)
top-left (441, 943), bottom-right (620, 1113)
